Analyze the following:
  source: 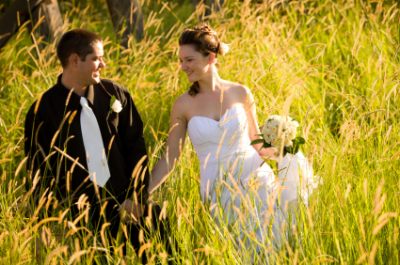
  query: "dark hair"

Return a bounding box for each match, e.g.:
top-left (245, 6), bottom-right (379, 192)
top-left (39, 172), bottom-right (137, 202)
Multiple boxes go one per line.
top-left (56, 29), bottom-right (102, 67)
top-left (179, 24), bottom-right (228, 96)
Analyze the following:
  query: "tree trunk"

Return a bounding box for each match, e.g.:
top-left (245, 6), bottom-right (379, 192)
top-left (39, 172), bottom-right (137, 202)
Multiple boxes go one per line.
top-left (33, 0), bottom-right (63, 42)
top-left (0, 0), bottom-right (63, 50)
top-left (106, 0), bottom-right (144, 47)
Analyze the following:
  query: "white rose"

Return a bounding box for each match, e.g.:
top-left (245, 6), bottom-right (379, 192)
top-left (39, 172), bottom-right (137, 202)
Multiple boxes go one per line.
top-left (262, 115), bottom-right (299, 147)
top-left (287, 120), bottom-right (299, 140)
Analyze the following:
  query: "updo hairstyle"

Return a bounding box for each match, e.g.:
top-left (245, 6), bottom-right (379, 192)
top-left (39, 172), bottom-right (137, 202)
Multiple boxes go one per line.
top-left (179, 24), bottom-right (229, 96)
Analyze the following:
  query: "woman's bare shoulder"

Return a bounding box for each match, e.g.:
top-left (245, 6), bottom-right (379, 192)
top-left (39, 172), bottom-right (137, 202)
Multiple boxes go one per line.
top-left (171, 92), bottom-right (193, 116)
top-left (174, 92), bottom-right (192, 107)
top-left (223, 80), bottom-right (252, 101)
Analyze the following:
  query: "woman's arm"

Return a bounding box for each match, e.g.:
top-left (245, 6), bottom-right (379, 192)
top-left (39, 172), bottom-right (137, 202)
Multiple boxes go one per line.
top-left (243, 86), bottom-right (277, 159)
top-left (148, 98), bottom-right (188, 194)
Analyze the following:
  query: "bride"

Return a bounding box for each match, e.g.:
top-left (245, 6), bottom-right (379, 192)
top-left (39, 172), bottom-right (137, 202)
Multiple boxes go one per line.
top-left (149, 24), bottom-right (297, 247)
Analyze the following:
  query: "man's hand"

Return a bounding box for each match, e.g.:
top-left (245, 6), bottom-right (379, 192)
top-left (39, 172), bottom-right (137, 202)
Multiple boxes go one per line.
top-left (119, 199), bottom-right (143, 224)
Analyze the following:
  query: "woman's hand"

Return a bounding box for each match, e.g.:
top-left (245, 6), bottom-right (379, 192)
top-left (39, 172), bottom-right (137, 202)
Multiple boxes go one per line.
top-left (258, 146), bottom-right (279, 161)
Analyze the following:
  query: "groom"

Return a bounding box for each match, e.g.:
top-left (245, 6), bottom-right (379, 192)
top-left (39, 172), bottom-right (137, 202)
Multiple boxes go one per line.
top-left (24, 29), bottom-right (165, 260)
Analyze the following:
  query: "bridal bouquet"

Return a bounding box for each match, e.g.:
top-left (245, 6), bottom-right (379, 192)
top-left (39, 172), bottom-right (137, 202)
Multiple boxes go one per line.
top-left (252, 115), bottom-right (319, 206)
top-left (251, 115), bottom-right (305, 155)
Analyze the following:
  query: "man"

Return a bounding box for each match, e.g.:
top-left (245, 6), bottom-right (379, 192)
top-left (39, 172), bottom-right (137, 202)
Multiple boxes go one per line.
top-left (24, 29), bottom-right (165, 261)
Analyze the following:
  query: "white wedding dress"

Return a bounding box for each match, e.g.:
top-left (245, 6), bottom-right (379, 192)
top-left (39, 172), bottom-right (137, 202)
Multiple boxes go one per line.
top-left (188, 105), bottom-right (283, 246)
top-left (187, 104), bottom-right (319, 250)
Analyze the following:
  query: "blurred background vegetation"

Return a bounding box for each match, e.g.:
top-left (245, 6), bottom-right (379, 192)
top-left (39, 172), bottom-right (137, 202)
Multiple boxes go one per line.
top-left (0, 0), bottom-right (399, 264)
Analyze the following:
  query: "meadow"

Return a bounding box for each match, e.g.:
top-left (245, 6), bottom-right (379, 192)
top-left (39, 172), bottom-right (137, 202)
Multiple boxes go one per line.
top-left (0, 0), bottom-right (399, 264)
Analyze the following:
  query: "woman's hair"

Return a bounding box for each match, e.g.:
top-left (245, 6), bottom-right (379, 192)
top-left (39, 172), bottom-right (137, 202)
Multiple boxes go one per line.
top-left (179, 24), bottom-right (229, 96)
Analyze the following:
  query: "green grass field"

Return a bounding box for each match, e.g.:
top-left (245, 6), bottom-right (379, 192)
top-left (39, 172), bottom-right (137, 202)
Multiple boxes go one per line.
top-left (0, 0), bottom-right (399, 264)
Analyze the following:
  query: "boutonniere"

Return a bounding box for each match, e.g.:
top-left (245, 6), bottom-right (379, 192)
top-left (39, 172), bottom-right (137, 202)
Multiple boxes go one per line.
top-left (110, 95), bottom-right (122, 113)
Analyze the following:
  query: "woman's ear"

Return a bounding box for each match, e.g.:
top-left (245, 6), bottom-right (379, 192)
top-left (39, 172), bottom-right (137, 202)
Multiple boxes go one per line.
top-left (208, 52), bottom-right (216, 64)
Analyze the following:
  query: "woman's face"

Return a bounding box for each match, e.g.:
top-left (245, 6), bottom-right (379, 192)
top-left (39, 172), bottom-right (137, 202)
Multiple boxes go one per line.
top-left (179, 44), bottom-right (211, 83)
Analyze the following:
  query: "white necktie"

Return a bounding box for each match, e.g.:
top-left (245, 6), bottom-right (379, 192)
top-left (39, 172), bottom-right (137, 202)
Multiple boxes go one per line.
top-left (80, 97), bottom-right (110, 187)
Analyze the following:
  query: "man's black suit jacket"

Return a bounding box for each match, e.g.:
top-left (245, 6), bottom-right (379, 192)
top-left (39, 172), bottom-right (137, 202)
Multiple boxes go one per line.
top-left (24, 75), bottom-right (149, 211)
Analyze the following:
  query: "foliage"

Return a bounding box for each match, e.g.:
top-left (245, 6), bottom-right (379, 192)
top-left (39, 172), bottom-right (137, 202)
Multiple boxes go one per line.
top-left (0, 0), bottom-right (399, 264)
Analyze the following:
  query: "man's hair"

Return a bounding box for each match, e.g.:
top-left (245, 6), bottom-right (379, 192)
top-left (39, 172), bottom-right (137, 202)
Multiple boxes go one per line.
top-left (56, 29), bottom-right (102, 67)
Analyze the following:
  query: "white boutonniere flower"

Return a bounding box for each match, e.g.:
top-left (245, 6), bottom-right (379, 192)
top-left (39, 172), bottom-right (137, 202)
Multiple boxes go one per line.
top-left (110, 96), bottom-right (122, 113)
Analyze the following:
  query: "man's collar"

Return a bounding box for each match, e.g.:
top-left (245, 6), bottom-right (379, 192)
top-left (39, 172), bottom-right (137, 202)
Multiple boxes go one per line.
top-left (57, 74), bottom-right (70, 92)
top-left (85, 85), bottom-right (95, 105)
top-left (56, 74), bottom-right (95, 105)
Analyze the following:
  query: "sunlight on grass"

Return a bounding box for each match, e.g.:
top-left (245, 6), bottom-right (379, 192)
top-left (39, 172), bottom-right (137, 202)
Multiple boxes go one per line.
top-left (0, 0), bottom-right (399, 264)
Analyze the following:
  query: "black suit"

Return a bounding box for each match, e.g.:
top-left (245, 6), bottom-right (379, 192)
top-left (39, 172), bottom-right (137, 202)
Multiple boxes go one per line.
top-left (25, 75), bottom-right (164, 260)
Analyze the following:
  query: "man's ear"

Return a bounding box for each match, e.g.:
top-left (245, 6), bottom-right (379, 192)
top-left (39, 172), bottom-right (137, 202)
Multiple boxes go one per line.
top-left (68, 53), bottom-right (80, 67)
top-left (208, 52), bottom-right (216, 64)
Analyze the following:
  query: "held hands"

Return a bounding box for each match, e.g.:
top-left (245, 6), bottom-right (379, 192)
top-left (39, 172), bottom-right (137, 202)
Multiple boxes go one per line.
top-left (119, 199), bottom-right (144, 224)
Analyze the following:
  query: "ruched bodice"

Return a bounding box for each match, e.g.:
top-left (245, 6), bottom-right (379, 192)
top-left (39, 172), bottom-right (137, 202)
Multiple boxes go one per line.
top-left (188, 104), bottom-right (252, 161)
top-left (187, 105), bottom-right (275, 203)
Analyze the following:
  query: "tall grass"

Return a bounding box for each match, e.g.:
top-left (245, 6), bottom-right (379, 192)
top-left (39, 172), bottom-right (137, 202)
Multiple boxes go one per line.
top-left (0, 0), bottom-right (399, 264)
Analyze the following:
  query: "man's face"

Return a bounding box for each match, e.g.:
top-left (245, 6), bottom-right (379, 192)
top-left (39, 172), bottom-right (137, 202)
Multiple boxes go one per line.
top-left (76, 41), bottom-right (105, 86)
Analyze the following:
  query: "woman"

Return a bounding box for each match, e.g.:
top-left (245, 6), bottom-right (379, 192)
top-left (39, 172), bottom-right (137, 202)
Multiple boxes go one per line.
top-left (149, 24), bottom-right (285, 246)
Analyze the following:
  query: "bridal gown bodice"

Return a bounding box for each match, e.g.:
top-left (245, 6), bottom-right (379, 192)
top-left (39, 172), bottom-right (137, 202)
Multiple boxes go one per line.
top-left (187, 104), bottom-right (275, 205)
